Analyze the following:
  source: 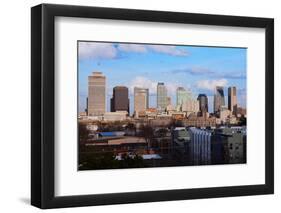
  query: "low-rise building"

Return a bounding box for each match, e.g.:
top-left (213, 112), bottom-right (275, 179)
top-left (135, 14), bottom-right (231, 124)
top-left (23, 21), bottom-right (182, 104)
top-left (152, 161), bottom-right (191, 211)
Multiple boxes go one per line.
top-left (79, 111), bottom-right (87, 117)
top-left (182, 116), bottom-right (216, 127)
top-left (145, 108), bottom-right (157, 118)
top-left (213, 128), bottom-right (246, 164)
top-left (219, 106), bottom-right (231, 123)
top-left (103, 111), bottom-right (128, 121)
top-left (170, 112), bottom-right (186, 120)
top-left (172, 127), bottom-right (191, 163)
top-left (237, 107), bottom-right (247, 117)
top-left (87, 115), bottom-right (103, 121)
top-left (149, 117), bottom-right (172, 127)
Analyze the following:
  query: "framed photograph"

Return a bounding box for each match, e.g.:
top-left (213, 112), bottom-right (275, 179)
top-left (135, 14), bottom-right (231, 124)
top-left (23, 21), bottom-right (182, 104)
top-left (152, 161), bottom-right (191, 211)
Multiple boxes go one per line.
top-left (31, 3), bottom-right (274, 209)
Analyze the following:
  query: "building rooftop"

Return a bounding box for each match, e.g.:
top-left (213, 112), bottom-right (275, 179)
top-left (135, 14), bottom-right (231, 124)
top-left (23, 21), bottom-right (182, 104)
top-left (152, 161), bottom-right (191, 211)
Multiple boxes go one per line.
top-left (142, 154), bottom-right (162, 160)
top-left (114, 86), bottom-right (128, 89)
top-left (177, 87), bottom-right (185, 91)
top-left (98, 131), bottom-right (125, 137)
top-left (91, 71), bottom-right (105, 77)
top-left (134, 87), bottom-right (149, 91)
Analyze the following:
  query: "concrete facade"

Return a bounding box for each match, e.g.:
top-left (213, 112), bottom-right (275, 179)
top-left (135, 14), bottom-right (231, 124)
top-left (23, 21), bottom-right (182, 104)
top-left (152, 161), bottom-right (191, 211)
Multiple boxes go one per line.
top-left (134, 87), bottom-right (149, 117)
top-left (157, 82), bottom-right (168, 111)
top-left (87, 72), bottom-right (106, 116)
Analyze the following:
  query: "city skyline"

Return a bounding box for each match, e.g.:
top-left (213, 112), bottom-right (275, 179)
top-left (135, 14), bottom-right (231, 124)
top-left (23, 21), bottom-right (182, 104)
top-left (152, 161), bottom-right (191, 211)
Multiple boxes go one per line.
top-left (79, 41), bottom-right (247, 113)
top-left (86, 72), bottom-right (242, 117)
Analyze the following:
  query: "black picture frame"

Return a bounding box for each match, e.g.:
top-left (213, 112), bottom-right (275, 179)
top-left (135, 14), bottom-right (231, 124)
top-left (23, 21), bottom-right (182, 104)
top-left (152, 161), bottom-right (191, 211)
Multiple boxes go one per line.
top-left (31, 3), bottom-right (274, 209)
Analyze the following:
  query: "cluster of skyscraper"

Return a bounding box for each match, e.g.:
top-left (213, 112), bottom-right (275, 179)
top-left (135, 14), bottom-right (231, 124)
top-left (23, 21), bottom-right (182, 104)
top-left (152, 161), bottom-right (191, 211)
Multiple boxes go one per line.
top-left (86, 72), bottom-right (239, 117)
top-left (214, 86), bottom-right (238, 116)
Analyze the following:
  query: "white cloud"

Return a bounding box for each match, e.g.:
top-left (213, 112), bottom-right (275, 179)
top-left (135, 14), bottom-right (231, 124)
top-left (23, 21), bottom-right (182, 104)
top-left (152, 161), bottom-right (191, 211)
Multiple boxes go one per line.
top-left (78, 42), bottom-right (189, 59)
top-left (118, 44), bottom-right (189, 56)
top-left (129, 76), bottom-right (158, 94)
top-left (148, 45), bottom-right (189, 56)
top-left (195, 79), bottom-right (228, 91)
top-left (171, 66), bottom-right (214, 75)
top-left (78, 42), bottom-right (117, 59)
top-left (118, 44), bottom-right (147, 53)
top-left (166, 83), bottom-right (181, 95)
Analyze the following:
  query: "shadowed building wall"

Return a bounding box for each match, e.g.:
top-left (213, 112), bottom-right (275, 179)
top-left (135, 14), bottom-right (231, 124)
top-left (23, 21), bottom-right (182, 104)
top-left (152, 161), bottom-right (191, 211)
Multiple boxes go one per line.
top-left (214, 86), bottom-right (225, 114)
top-left (111, 86), bottom-right (129, 113)
top-left (228, 86), bottom-right (238, 115)
top-left (197, 94), bottom-right (209, 114)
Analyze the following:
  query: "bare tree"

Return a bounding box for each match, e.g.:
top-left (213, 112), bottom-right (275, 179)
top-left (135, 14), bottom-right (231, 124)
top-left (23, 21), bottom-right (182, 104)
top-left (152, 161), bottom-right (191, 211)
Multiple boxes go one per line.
top-left (139, 124), bottom-right (154, 150)
top-left (79, 123), bottom-right (90, 144)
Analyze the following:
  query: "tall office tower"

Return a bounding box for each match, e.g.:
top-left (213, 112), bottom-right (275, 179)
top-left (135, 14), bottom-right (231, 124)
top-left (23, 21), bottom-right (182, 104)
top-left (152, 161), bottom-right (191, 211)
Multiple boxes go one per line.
top-left (176, 87), bottom-right (191, 111)
top-left (181, 88), bottom-right (198, 113)
top-left (111, 86), bottom-right (129, 113)
top-left (189, 127), bottom-right (212, 165)
top-left (87, 71), bottom-right (106, 116)
top-left (166, 97), bottom-right (172, 106)
top-left (197, 94), bottom-right (209, 113)
top-left (134, 87), bottom-right (149, 117)
top-left (214, 86), bottom-right (225, 114)
top-left (182, 99), bottom-right (200, 113)
top-left (157, 82), bottom-right (168, 111)
top-left (228, 86), bottom-right (238, 115)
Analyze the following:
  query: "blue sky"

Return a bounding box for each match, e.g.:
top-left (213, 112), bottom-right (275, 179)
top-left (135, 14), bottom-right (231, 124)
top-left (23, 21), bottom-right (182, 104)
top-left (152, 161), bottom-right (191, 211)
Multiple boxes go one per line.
top-left (78, 41), bottom-right (247, 114)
